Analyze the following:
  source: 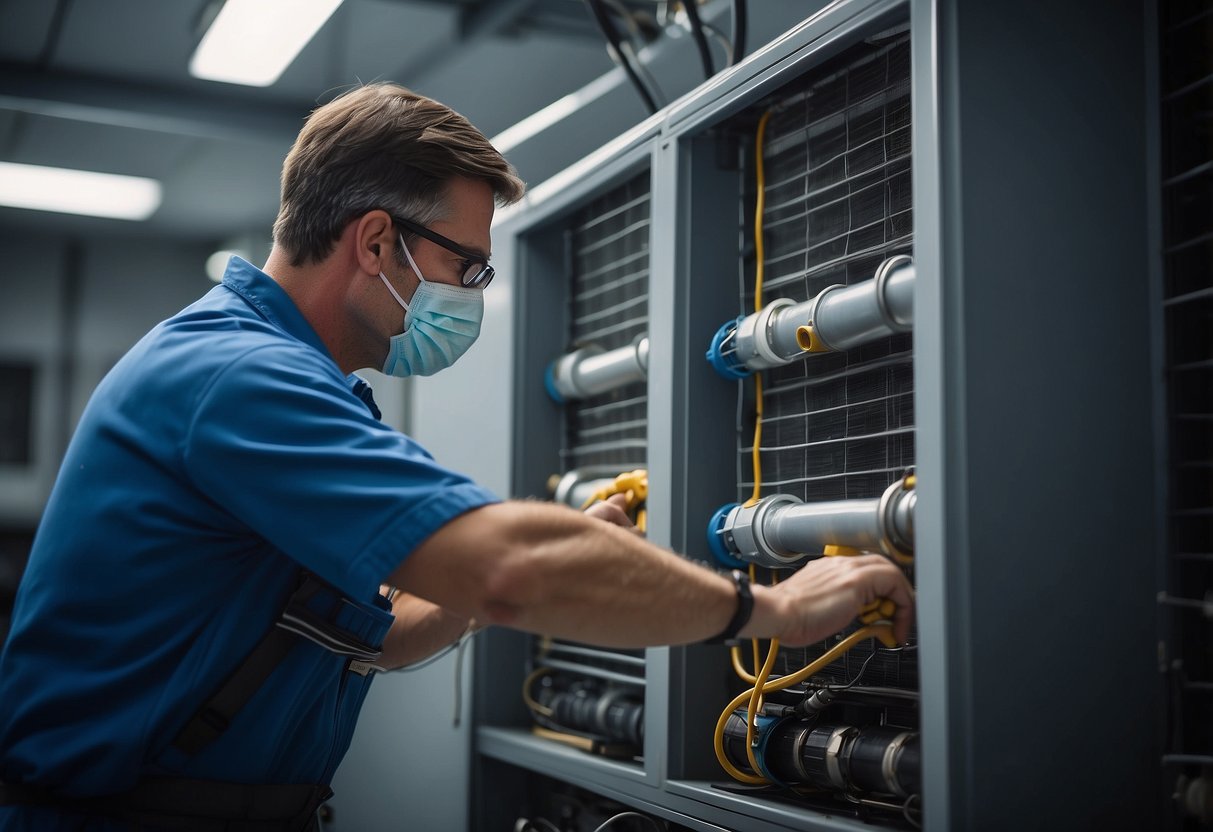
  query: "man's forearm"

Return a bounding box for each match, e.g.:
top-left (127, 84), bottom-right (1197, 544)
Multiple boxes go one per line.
top-left (393, 501), bottom-right (749, 647)
top-left (377, 591), bottom-right (470, 670)
top-left (392, 500), bottom-right (914, 651)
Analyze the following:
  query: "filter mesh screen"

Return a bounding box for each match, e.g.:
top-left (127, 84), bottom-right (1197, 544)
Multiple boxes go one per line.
top-left (528, 174), bottom-right (651, 738)
top-left (563, 172), bottom-right (650, 473)
top-left (735, 33), bottom-right (917, 692)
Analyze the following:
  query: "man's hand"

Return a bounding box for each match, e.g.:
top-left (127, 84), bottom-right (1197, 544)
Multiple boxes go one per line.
top-left (749, 554), bottom-right (915, 647)
top-left (582, 493), bottom-right (636, 531)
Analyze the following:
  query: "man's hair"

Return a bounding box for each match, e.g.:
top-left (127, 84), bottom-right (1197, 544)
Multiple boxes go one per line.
top-left (273, 83), bottom-right (525, 266)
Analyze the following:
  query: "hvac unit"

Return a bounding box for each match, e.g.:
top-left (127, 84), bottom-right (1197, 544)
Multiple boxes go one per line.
top-left (471, 1), bottom-right (1164, 829)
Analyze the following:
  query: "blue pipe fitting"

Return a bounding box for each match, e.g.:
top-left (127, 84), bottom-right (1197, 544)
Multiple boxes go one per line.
top-left (707, 502), bottom-right (745, 568)
top-left (706, 318), bottom-right (750, 380)
top-left (728, 709), bottom-right (794, 788)
top-left (543, 360), bottom-right (565, 405)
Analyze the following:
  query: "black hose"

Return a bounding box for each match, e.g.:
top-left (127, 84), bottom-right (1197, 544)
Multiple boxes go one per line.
top-left (584, 0), bottom-right (659, 114)
top-left (681, 0), bottom-right (715, 79)
top-left (730, 0), bottom-right (747, 65)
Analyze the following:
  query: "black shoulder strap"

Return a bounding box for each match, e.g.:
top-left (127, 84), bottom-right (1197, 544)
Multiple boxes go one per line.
top-left (172, 574), bottom-right (325, 756)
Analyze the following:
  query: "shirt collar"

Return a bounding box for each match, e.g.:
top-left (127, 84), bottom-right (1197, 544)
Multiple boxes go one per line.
top-left (220, 255), bottom-right (333, 361)
top-left (348, 375), bottom-right (383, 421)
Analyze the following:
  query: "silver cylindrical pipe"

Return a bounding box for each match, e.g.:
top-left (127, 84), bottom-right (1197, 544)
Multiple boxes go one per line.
top-left (804, 256), bottom-right (914, 353)
top-left (548, 335), bottom-right (649, 402)
top-left (719, 256), bottom-right (915, 374)
top-left (765, 498), bottom-right (885, 555)
top-left (551, 469), bottom-right (619, 509)
top-left (716, 476), bottom-right (915, 567)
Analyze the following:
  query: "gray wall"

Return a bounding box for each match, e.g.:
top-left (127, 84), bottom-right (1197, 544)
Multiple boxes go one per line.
top-left (0, 231), bottom-right (212, 526)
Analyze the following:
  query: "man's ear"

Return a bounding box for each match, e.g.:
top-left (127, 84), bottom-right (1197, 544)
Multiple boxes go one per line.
top-left (354, 210), bottom-right (395, 275)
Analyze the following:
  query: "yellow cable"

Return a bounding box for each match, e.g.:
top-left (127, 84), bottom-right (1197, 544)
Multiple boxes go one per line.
top-left (753, 110), bottom-right (772, 316)
top-left (522, 666), bottom-right (553, 717)
top-left (745, 110), bottom-right (772, 509)
top-left (746, 373), bottom-right (764, 507)
top-left (730, 110), bottom-right (775, 698)
top-left (741, 568), bottom-right (786, 774)
top-left (729, 626), bottom-right (761, 685)
top-left (712, 624), bottom-right (893, 784)
top-left (732, 566), bottom-right (781, 683)
top-left (745, 633), bottom-right (781, 778)
top-left (730, 647), bottom-right (759, 684)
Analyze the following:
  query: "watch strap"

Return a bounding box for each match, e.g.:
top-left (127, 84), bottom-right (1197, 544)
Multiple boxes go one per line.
top-left (705, 569), bottom-right (754, 645)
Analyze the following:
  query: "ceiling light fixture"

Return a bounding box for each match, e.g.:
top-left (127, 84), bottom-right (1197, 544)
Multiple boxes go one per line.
top-left (190, 0), bottom-right (345, 88)
top-left (0, 161), bottom-right (162, 221)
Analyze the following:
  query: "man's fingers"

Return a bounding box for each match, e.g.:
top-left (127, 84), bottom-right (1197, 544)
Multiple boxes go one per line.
top-left (855, 554), bottom-right (915, 643)
top-left (582, 493), bottom-right (636, 530)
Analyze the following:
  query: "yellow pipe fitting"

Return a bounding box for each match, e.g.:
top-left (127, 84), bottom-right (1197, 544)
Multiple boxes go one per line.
top-left (795, 324), bottom-right (833, 353)
top-left (580, 469), bottom-right (649, 530)
top-left (858, 599), bottom-right (899, 647)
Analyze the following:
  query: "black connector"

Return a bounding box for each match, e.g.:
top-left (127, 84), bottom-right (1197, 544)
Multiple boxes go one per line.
top-left (546, 685), bottom-right (644, 748)
top-left (722, 713), bottom-right (921, 798)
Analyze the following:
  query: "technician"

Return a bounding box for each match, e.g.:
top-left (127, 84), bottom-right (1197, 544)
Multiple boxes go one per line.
top-left (0, 83), bottom-right (914, 831)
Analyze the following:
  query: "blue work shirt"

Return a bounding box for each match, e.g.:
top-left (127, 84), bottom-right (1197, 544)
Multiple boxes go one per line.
top-left (0, 257), bottom-right (498, 821)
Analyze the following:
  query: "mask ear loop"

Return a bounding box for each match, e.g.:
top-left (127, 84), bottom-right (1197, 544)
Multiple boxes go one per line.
top-left (377, 233), bottom-right (425, 311)
top-left (398, 233), bottom-right (428, 285)
top-left (378, 271), bottom-right (411, 310)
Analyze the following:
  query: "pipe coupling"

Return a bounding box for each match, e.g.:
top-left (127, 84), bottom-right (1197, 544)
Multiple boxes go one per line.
top-left (732, 297), bottom-right (796, 372)
top-left (714, 494), bottom-right (808, 568)
top-left (877, 475), bottom-right (915, 562)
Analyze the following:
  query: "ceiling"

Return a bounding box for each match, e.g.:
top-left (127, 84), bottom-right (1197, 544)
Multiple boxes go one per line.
top-left (0, 0), bottom-right (645, 245)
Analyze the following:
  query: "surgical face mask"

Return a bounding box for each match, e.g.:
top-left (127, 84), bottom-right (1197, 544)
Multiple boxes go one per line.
top-left (379, 235), bottom-right (484, 378)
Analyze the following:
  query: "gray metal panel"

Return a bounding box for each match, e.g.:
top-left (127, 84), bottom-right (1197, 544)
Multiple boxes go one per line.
top-left (656, 131), bottom-right (764, 786)
top-left (912, 1), bottom-right (1160, 828)
top-left (907, 0), bottom-right (954, 828)
top-left (644, 115), bottom-right (681, 797)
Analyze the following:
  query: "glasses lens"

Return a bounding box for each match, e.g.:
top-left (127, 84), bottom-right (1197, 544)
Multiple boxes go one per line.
top-left (463, 262), bottom-right (493, 289)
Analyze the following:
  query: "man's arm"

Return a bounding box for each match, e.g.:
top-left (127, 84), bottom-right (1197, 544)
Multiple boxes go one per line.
top-left (387, 500), bottom-right (914, 649)
top-left (376, 591), bottom-right (471, 670)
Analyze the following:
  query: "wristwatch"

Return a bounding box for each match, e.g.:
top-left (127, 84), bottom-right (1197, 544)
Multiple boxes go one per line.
top-left (704, 569), bottom-right (754, 645)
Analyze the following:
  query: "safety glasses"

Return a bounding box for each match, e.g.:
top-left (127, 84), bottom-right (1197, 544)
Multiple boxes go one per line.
top-left (393, 216), bottom-right (493, 289)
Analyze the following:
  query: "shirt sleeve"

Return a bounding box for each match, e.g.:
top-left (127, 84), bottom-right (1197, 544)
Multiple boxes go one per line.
top-left (181, 342), bottom-right (500, 597)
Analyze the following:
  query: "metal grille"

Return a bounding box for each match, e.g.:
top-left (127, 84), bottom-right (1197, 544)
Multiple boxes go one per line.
top-left (736, 33), bottom-right (917, 692)
top-left (535, 640), bottom-right (646, 688)
top-left (529, 175), bottom-right (651, 750)
top-left (562, 173), bottom-right (650, 473)
top-left (1159, 0), bottom-right (1213, 777)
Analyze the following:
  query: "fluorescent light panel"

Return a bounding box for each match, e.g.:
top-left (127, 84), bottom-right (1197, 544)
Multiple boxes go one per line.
top-left (190, 0), bottom-right (344, 87)
top-left (0, 162), bottom-right (162, 221)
